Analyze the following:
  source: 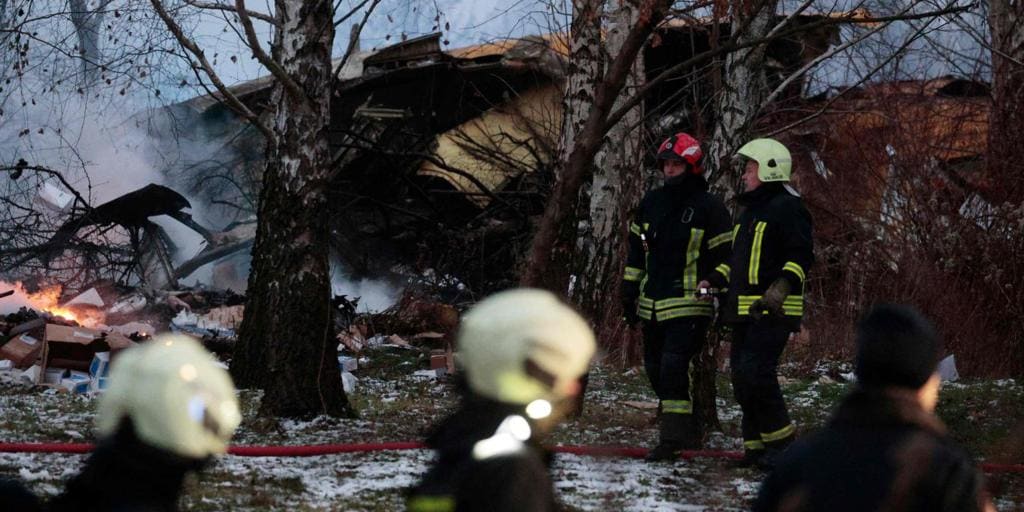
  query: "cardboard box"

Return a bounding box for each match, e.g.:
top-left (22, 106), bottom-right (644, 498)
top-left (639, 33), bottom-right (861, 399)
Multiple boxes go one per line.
top-left (89, 352), bottom-right (111, 378)
top-left (0, 333), bottom-right (42, 369)
top-left (338, 356), bottom-right (358, 373)
top-left (60, 371), bottom-right (91, 393)
top-left (19, 365), bottom-right (40, 384)
top-left (39, 324), bottom-right (135, 383)
top-left (44, 367), bottom-right (67, 384)
top-left (429, 349), bottom-right (455, 375)
top-left (89, 377), bottom-right (109, 393)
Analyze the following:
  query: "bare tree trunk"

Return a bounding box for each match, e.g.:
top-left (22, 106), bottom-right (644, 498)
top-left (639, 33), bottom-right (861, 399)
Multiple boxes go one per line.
top-left (530, 0), bottom-right (604, 296)
top-left (706, 1), bottom-right (777, 201)
top-left (68, 0), bottom-right (105, 88)
top-left (693, 0), bottom-right (779, 434)
top-left (520, 0), bottom-right (672, 288)
top-left (572, 1), bottom-right (645, 352)
top-left (231, 0), bottom-right (352, 418)
top-left (987, 0), bottom-right (1024, 202)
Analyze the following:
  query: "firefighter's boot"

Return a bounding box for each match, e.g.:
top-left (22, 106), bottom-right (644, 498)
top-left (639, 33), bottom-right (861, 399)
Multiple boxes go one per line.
top-left (646, 413), bottom-right (694, 462)
top-left (756, 435), bottom-right (795, 472)
top-left (731, 448), bottom-right (765, 469)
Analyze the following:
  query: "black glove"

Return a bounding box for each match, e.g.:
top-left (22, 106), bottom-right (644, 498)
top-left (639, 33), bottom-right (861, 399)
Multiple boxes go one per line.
top-left (749, 278), bottom-right (791, 321)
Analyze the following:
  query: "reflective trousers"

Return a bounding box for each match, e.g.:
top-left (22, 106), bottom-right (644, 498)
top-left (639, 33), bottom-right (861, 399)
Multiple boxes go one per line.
top-left (642, 317), bottom-right (710, 410)
top-left (730, 318), bottom-right (795, 449)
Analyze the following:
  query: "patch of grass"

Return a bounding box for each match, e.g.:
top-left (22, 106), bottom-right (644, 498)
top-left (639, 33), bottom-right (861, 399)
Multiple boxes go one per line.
top-left (935, 380), bottom-right (1024, 455)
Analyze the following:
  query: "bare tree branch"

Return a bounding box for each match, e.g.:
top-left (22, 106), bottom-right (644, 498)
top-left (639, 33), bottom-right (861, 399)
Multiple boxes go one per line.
top-left (332, 0), bottom-right (383, 83)
top-left (334, 0), bottom-right (373, 27)
top-left (604, 1), bottom-right (975, 133)
top-left (149, 0), bottom-right (274, 141)
top-left (183, 0), bottom-right (278, 25)
top-left (234, 0), bottom-right (306, 103)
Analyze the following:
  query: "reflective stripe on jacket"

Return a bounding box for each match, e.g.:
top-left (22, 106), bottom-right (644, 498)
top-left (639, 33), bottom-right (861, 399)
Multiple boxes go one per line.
top-left (622, 175), bottom-right (732, 322)
top-left (720, 183), bottom-right (813, 322)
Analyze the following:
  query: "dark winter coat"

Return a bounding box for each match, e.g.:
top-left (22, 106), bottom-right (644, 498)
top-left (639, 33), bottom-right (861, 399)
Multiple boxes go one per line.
top-left (623, 174), bottom-right (732, 322)
top-left (0, 477), bottom-right (41, 512)
top-left (710, 183), bottom-right (813, 326)
top-left (46, 422), bottom-right (206, 512)
top-left (407, 397), bottom-right (556, 512)
top-left (754, 387), bottom-right (991, 512)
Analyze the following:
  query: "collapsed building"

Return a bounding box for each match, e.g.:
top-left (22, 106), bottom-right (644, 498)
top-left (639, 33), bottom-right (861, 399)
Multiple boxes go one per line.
top-left (5, 10), bottom-right (995, 308)
top-left (138, 12), bottom-right (863, 297)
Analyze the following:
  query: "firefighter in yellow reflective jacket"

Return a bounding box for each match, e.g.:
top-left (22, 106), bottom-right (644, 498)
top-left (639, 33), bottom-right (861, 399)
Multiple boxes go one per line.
top-left (622, 133), bottom-right (732, 461)
top-left (698, 138), bottom-right (814, 470)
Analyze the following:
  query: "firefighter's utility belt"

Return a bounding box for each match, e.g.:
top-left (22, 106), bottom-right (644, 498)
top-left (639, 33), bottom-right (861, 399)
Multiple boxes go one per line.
top-left (737, 294), bottom-right (804, 317)
top-left (638, 295), bottom-right (713, 321)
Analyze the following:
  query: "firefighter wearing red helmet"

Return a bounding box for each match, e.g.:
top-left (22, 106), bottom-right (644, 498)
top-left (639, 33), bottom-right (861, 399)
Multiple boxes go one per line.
top-left (621, 132), bottom-right (732, 461)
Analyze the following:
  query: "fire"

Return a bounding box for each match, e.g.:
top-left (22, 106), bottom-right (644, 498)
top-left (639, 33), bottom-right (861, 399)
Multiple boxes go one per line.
top-left (5, 282), bottom-right (107, 328)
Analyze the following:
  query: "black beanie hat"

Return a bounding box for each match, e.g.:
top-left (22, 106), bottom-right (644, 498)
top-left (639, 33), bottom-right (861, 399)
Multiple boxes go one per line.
top-left (855, 304), bottom-right (941, 389)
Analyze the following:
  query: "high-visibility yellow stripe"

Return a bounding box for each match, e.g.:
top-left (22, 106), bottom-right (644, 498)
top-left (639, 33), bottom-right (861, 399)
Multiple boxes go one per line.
top-left (748, 221), bottom-right (767, 285)
top-left (684, 228), bottom-right (704, 292)
top-left (744, 439), bottom-right (766, 450)
top-left (656, 306), bottom-right (713, 321)
top-left (639, 309), bottom-right (653, 320)
top-left (630, 222), bottom-right (643, 236)
top-left (654, 297), bottom-right (707, 309)
top-left (738, 295), bottom-right (804, 316)
top-left (408, 495), bottom-right (456, 512)
top-left (761, 423), bottom-right (796, 443)
top-left (732, 224), bottom-right (740, 246)
top-left (708, 231), bottom-right (732, 249)
top-left (638, 296), bottom-right (654, 307)
top-left (624, 266), bottom-right (645, 282)
top-left (783, 261), bottom-right (806, 282)
top-left (661, 399), bottom-right (693, 414)
top-left (715, 263), bottom-right (730, 280)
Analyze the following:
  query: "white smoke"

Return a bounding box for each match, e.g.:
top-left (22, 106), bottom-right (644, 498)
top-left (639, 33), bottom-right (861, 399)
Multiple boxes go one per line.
top-left (330, 261), bottom-right (401, 313)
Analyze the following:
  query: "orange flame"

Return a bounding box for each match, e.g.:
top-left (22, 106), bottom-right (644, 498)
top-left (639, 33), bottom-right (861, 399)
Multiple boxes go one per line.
top-left (23, 284), bottom-right (106, 328)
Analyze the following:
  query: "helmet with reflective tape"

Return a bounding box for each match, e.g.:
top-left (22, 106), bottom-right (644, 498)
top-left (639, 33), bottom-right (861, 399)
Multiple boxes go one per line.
top-left (737, 138), bottom-right (792, 182)
top-left (656, 132), bottom-right (704, 175)
top-left (457, 288), bottom-right (596, 405)
top-left (96, 334), bottom-right (241, 459)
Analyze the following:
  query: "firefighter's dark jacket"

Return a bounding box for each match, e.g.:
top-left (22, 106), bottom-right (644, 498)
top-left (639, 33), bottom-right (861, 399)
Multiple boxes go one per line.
top-left (407, 396), bottom-right (556, 512)
top-left (47, 421), bottom-right (207, 512)
top-left (754, 387), bottom-right (990, 512)
top-left (623, 174), bottom-right (732, 322)
top-left (709, 182), bottom-right (813, 323)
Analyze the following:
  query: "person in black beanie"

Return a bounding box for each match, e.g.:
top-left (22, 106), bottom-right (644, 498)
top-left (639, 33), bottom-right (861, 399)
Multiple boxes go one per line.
top-left (754, 304), bottom-right (995, 512)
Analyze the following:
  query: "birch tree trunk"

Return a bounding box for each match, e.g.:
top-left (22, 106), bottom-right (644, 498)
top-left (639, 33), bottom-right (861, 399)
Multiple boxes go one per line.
top-left (534, 0), bottom-right (604, 295)
top-left (987, 0), bottom-right (1024, 202)
top-left (68, 0), bottom-right (105, 88)
top-left (231, 0), bottom-right (352, 418)
top-left (693, 0), bottom-right (779, 433)
top-left (520, 0), bottom-right (672, 288)
top-left (572, 0), bottom-right (646, 350)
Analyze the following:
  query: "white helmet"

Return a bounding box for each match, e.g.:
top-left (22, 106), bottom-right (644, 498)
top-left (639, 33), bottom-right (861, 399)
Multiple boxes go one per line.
top-left (457, 288), bottom-right (596, 405)
top-left (96, 334), bottom-right (241, 459)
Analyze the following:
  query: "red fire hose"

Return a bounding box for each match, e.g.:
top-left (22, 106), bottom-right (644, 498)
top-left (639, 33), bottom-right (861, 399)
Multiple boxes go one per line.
top-left (1, 442), bottom-right (1021, 473)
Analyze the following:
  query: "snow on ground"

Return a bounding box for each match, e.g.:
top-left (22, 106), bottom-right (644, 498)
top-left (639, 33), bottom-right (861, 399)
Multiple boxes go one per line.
top-left (1, 348), bottom-right (1022, 510)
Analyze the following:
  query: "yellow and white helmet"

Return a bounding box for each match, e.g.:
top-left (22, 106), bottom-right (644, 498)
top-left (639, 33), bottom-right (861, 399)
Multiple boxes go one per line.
top-left (96, 334), bottom-right (241, 459)
top-left (457, 288), bottom-right (596, 405)
top-left (737, 138), bottom-right (792, 182)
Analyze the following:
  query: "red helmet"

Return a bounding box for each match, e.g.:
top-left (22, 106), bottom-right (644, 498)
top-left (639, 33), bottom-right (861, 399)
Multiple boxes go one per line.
top-left (656, 132), bottom-right (704, 175)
